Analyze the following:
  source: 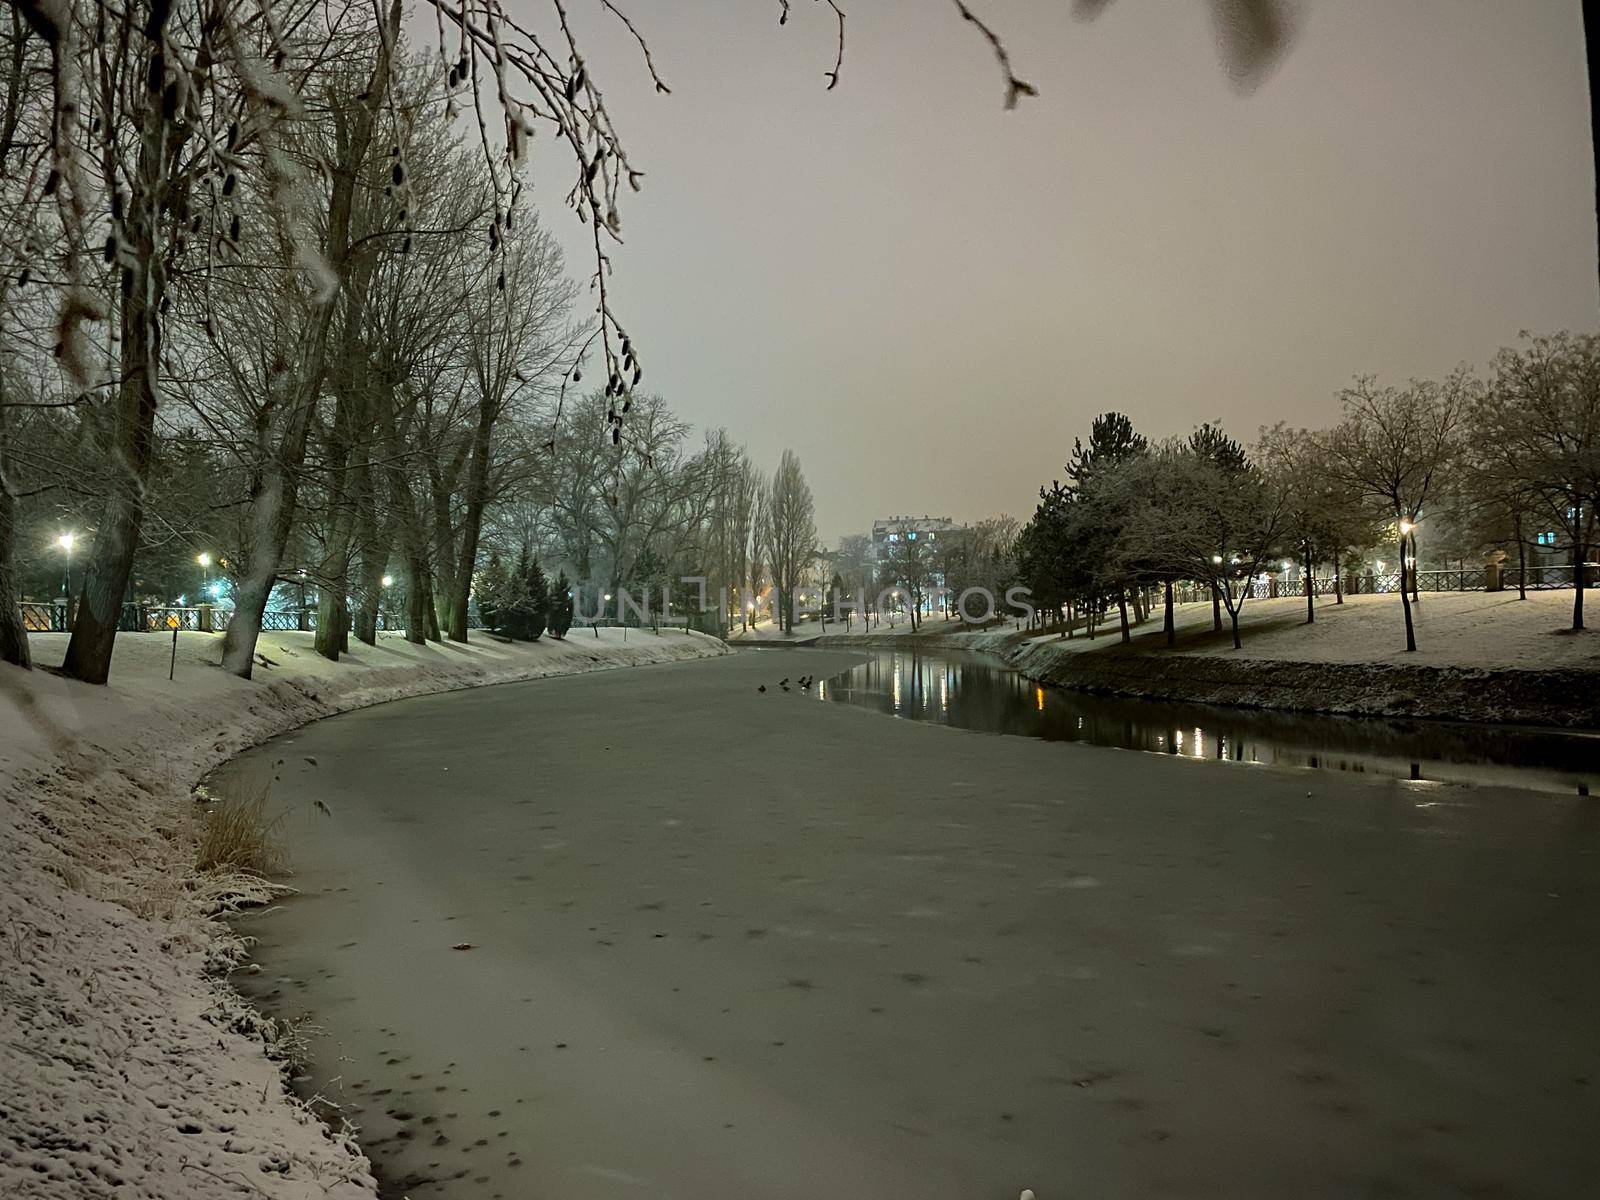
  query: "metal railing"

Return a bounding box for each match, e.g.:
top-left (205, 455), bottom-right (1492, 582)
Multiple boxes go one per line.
top-left (1164, 563), bottom-right (1593, 607)
top-left (12, 602), bottom-right (416, 636)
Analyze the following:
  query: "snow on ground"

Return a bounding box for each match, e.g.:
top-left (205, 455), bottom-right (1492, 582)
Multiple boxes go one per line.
top-left (0, 626), bottom-right (727, 1200)
top-left (742, 591), bottom-right (1596, 672)
top-left (999, 590), bottom-right (1595, 671)
top-left (1169, 590), bottom-right (1598, 670)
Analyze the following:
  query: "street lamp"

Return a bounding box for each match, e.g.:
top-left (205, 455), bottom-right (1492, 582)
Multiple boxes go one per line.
top-left (55, 532), bottom-right (77, 602)
top-left (381, 574), bottom-right (393, 588)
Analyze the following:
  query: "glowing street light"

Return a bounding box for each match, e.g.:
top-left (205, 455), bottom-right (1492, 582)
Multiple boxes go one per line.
top-left (1398, 519), bottom-right (1415, 535)
top-left (196, 552), bottom-right (212, 567)
top-left (55, 532), bottom-right (77, 601)
top-left (381, 574), bottom-right (394, 588)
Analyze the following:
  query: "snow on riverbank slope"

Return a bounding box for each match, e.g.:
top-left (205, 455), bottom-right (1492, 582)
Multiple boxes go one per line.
top-left (747, 591), bottom-right (1596, 671)
top-left (0, 627), bottom-right (727, 1200)
top-left (1008, 593), bottom-right (1598, 725)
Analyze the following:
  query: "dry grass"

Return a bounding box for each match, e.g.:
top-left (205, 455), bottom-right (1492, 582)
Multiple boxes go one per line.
top-left (194, 776), bottom-right (286, 877)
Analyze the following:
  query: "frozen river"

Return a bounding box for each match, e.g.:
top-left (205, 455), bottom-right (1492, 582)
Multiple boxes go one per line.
top-left (223, 647), bottom-right (1599, 1199)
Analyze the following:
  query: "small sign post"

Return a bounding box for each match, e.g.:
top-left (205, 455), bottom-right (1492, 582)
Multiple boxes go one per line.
top-left (167, 613), bottom-right (180, 680)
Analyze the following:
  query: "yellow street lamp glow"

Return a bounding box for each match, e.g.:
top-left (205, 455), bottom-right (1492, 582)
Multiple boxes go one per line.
top-left (381, 574), bottom-right (394, 588)
top-left (1399, 519), bottom-right (1414, 535)
top-left (55, 532), bottom-right (76, 553)
top-left (196, 552), bottom-right (212, 567)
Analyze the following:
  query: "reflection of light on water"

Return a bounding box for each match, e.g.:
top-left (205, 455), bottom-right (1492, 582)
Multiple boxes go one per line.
top-left (816, 649), bottom-right (1594, 796)
top-left (817, 678), bottom-right (827, 700)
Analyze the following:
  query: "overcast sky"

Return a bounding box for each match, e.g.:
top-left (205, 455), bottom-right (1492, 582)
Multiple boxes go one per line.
top-left (528, 0), bottom-right (1597, 543)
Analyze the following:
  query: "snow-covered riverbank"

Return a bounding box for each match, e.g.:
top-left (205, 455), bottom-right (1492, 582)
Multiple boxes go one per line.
top-left (0, 627), bottom-right (728, 1200)
top-left (789, 593), bottom-right (1599, 725)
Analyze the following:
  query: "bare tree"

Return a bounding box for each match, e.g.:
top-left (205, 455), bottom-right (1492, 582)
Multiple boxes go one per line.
top-left (759, 450), bottom-right (816, 635)
top-left (882, 526), bottom-right (934, 632)
top-left (1329, 372), bottom-right (1469, 651)
top-left (1474, 333), bottom-right (1600, 632)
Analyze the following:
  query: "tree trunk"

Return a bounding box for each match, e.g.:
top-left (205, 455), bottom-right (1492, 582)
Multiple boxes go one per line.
top-left (1574, 534), bottom-right (1586, 632)
top-left (1229, 606), bottom-right (1242, 650)
top-left (61, 15), bottom-right (175, 683)
top-left (220, 0), bottom-right (402, 678)
top-left (312, 371), bottom-right (366, 661)
top-left (445, 401), bottom-right (496, 643)
top-left (351, 471), bottom-right (385, 646)
top-left (426, 585), bottom-right (441, 641)
top-left (1163, 580), bottom-right (1175, 647)
top-left (1516, 523), bottom-right (1527, 601)
top-left (1211, 583), bottom-right (1222, 632)
top-left (1333, 548), bottom-right (1343, 604)
top-left (0, 392), bottom-right (30, 669)
top-left (1398, 532), bottom-right (1417, 652)
top-left (313, 571), bottom-right (349, 661)
top-left (1117, 592), bottom-right (1130, 643)
top-left (220, 365), bottom-right (321, 678)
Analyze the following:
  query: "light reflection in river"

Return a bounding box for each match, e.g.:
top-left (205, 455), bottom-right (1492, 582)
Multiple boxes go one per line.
top-left (814, 648), bottom-right (1598, 795)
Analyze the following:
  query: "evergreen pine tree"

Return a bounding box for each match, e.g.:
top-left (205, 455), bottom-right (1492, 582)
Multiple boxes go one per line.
top-left (549, 571), bottom-right (574, 638)
top-left (475, 550), bottom-right (512, 632)
top-left (500, 549), bottom-right (549, 641)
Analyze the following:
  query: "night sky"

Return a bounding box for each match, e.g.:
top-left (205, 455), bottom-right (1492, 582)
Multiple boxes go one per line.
top-left (524, 0), bottom-right (1597, 539)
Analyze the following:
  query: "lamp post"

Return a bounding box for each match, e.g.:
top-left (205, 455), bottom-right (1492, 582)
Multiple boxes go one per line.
top-left (54, 533), bottom-right (76, 627)
top-left (1399, 518), bottom-right (1419, 602)
top-left (55, 532), bottom-right (76, 597)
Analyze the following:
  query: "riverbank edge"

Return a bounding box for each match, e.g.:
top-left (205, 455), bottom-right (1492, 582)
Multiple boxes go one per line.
top-left (0, 628), bottom-right (730, 1200)
top-left (804, 629), bottom-right (1600, 727)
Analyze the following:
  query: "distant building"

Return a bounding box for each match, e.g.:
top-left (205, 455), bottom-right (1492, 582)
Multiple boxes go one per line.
top-left (870, 515), bottom-right (959, 571)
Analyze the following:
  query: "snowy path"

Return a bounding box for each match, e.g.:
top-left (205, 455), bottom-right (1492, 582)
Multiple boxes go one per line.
top-left (226, 649), bottom-right (1599, 1200)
